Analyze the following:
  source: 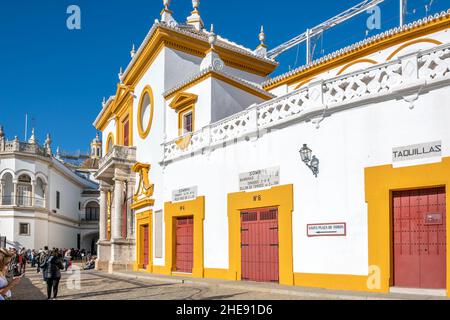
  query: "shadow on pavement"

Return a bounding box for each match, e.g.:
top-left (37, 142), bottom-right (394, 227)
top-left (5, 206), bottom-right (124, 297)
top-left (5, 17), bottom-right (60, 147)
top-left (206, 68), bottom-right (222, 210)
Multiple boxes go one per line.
top-left (12, 276), bottom-right (47, 300)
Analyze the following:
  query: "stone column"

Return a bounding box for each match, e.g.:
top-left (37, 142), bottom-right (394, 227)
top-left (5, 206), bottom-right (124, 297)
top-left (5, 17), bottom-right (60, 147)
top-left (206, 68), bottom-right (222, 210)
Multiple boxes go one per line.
top-left (126, 178), bottom-right (135, 239)
top-left (0, 182), bottom-right (4, 206)
top-left (112, 177), bottom-right (125, 240)
top-left (31, 181), bottom-right (36, 207)
top-left (13, 181), bottom-right (17, 206)
top-left (99, 184), bottom-right (109, 241)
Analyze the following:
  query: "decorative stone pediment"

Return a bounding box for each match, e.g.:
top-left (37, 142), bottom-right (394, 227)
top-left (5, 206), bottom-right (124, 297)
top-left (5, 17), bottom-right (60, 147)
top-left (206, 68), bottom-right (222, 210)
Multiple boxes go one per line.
top-left (169, 92), bottom-right (198, 111)
top-left (131, 162), bottom-right (155, 210)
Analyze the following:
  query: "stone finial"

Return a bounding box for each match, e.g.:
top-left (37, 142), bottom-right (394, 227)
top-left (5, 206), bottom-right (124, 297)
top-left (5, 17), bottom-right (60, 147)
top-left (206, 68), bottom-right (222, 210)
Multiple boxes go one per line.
top-left (102, 97), bottom-right (106, 107)
top-left (0, 125), bottom-right (4, 139)
top-left (161, 0), bottom-right (177, 26)
top-left (200, 25), bottom-right (224, 72)
top-left (187, 0), bottom-right (204, 30)
top-left (130, 44), bottom-right (136, 58)
top-left (45, 133), bottom-right (52, 145)
top-left (192, 0), bottom-right (200, 11)
top-left (208, 24), bottom-right (217, 48)
top-left (44, 133), bottom-right (52, 155)
top-left (163, 0), bottom-right (171, 10)
top-left (254, 25), bottom-right (268, 58)
top-left (259, 26), bottom-right (266, 47)
top-left (28, 128), bottom-right (36, 144)
top-left (118, 67), bottom-right (124, 84)
top-left (56, 146), bottom-right (61, 160)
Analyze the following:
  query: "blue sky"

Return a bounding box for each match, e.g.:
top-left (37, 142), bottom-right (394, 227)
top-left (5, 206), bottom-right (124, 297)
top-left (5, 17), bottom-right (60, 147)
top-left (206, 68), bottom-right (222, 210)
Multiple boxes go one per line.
top-left (0, 0), bottom-right (447, 153)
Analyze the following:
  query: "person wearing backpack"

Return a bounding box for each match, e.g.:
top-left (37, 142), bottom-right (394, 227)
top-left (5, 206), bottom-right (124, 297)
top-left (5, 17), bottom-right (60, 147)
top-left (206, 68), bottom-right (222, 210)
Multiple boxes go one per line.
top-left (38, 247), bottom-right (49, 283)
top-left (40, 249), bottom-right (64, 300)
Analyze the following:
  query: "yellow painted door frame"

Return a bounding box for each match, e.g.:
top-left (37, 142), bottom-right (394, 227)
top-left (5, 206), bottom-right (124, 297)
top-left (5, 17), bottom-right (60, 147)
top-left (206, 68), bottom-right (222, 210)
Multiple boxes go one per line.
top-left (134, 210), bottom-right (152, 272)
top-left (365, 157), bottom-right (450, 296)
top-left (227, 184), bottom-right (294, 286)
top-left (164, 196), bottom-right (205, 278)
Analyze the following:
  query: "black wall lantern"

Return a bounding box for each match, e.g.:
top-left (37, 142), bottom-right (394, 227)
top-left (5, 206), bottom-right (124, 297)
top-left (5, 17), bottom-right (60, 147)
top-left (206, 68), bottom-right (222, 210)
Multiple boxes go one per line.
top-left (299, 144), bottom-right (319, 177)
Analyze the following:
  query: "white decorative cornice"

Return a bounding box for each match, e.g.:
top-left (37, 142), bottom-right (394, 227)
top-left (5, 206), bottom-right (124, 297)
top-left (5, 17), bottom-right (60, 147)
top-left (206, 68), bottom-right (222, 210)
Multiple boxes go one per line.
top-left (163, 67), bottom-right (276, 99)
top-left (119, 21), bottom-right (278, 85)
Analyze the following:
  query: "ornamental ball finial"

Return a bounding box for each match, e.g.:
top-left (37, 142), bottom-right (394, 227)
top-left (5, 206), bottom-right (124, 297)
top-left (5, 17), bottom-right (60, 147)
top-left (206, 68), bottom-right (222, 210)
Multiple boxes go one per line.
top-left (163, 0), bottom-right (171, 9)
top-left (192, 0), bottom-right (200, 10)
top-left (259, 25), bottom-right (266, 44)
top-left (208, 24), bottom-right (217, 48)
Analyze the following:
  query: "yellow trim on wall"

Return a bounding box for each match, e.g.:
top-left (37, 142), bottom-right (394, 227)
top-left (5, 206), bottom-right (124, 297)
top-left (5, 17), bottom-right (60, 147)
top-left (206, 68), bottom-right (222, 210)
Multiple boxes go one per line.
top-left (169, 92), bottom-right (198, 110)
top-left (134, 211), bottom-right (153, 273)
top-left (137, 86), bottom-right (155, 139)
top-left (365, 157), bottom-right (450, 296)
top-left (117, 97), bottom-right (134, 146)
top-left (386, 38), bottom-right (443, 61)
top-left (204, 268), bottom-right (233, 280)
top-left (163, 196), bottom-right (205, 278)
top-left (165, 71), bottom-right (273, 101)
top-left (293, 77), bottom-right (315, 90)
top-left (227, 184), bottom-right (294, 286)
top-left (264, 17), bottom-right (450, 91)
top-left (123, 27), bottom-right (277, 87)
top-left (336, 59), bottom-right (378, 75)
top-left (105, 133), bottom-right (115, 153)
top-left (178, 105), bottom-right (195, 136)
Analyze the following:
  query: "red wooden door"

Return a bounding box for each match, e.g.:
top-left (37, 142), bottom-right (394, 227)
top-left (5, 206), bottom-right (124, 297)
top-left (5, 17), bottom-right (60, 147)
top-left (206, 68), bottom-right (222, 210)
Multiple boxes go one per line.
top-left (241, 208), bottom-right (279, 283)
top-left (123, 120), bottom-right (129, 146)
top-left (175, 217), bottom-right (194, 273)
top-left (142, 225), bottom-right (149, 268)
top-left (393, 188), bottom-right (446, 289)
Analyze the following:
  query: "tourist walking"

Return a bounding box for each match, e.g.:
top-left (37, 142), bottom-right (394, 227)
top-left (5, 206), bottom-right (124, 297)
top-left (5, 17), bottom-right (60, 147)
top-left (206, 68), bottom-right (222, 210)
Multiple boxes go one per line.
top-left (64, 249), bottom-right (72, 271)
top-left (0, 248), bottom-right (22, 301)
top-left (40, 249), bottom-right (64, 300)
top-left (19, 248), bottom-right (27, 274)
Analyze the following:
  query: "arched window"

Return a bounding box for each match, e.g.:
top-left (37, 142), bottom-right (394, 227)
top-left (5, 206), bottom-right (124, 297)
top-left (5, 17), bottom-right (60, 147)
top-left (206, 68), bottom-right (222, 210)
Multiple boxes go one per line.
top-left (106, 133), bottom-right (114, 153)
top-left (85, 201), bottom-right (100, 221)
top-left (1, 173), bottom-right (14, 205)
top-left (17, 174), bottom-right (32, 207)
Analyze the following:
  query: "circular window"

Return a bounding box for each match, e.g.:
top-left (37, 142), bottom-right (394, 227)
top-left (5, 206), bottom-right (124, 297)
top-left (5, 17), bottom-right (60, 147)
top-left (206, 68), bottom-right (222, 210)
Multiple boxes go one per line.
top-left (138, 86), bottom-right (154, 139)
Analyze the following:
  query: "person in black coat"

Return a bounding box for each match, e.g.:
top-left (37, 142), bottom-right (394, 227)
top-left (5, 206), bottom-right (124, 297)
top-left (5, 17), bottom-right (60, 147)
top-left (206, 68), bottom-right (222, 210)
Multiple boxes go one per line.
top-left (40, 249), bottom-right (64, 300)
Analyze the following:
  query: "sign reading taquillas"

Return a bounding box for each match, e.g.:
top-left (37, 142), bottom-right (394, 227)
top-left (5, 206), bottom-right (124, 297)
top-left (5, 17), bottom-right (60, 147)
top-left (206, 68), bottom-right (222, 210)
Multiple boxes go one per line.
top-left (393, 141), bottom-right (442, 162)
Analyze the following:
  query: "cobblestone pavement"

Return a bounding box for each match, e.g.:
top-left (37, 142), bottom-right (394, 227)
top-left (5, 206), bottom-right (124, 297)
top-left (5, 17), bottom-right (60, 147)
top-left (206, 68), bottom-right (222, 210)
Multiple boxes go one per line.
top-left (12, 269), bottom-right (328, 300)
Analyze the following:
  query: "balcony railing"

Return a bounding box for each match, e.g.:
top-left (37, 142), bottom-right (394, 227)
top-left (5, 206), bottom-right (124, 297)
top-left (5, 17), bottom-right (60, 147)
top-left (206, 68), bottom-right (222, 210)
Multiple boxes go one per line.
top-left (98, 145), bottom-right (137, 169)
top-left (0, 196), bottom-right (46, 208)
top-left (162, 43), bottom-right (450, 163)
top-left (0, 140), bottom-right (49, 157)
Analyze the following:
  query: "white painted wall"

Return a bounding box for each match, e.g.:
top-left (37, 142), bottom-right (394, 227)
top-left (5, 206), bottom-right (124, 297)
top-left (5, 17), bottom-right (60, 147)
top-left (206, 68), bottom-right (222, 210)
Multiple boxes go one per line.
top-left (0, 153), bottom-right (99, 250)
top-left (161, 85), bottom-right (450, 275)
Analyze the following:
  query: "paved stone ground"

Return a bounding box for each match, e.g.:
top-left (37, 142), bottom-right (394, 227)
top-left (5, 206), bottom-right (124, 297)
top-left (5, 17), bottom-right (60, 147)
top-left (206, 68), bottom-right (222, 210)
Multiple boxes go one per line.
top-left (12, 269), bottom-right (328, 300)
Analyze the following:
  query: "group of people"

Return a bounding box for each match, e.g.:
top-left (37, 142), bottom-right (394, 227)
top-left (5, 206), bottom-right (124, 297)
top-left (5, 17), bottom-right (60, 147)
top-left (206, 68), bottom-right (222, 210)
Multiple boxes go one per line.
top-left (0, 246), bottom-right (97, 300)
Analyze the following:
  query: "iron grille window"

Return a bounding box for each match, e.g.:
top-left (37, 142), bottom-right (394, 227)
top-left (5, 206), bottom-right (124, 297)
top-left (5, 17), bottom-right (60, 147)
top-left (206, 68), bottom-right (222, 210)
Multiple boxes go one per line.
top-left (19, 223), bottom-right (30, 236)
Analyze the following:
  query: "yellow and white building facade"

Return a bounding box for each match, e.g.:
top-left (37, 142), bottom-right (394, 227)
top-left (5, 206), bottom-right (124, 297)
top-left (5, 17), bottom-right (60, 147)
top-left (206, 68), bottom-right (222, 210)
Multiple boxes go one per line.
top-left (94, 1), bottom-right (450, 296)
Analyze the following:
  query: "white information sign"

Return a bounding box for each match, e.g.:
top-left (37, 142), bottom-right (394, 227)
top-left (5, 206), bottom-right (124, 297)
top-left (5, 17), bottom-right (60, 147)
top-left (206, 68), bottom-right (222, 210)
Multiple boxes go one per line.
top-left (307, 223), bottom-right (347, 237)
top-left (172, 186), bottom-right (198, 203)
top-left (239, 167), bottom-right (280, 191)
